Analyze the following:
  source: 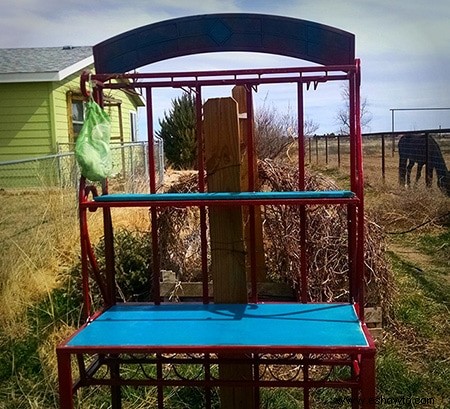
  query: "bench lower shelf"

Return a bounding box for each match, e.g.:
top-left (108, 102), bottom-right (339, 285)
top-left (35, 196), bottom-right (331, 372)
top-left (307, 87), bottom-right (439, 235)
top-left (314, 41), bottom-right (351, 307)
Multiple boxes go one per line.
top-left (57, 303), bottom-right (376, 408)
top-left (64, 303), bottom-right (370, 350)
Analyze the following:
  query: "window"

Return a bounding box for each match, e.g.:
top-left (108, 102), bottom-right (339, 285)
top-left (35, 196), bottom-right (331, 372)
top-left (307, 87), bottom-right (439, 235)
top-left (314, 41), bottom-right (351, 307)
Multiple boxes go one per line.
top-left (72, 100), bottom-right (85, 135)
top-left (68, 93), bottom-right (85, 141)
top-left (130, 111), bottom-right (137, 141)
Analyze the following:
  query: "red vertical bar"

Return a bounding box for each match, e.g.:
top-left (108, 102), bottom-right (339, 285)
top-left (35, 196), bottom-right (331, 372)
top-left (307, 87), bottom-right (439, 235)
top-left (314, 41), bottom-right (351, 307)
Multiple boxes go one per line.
top-left (79, 219), bottom-right (91, 317)
top-left (338, 135), bottom-right (341, 167)
top-left (157, 354), bottom-right (164, 408)
top-left (348, 69), bottom-right (359, 309)
top-left (253, 354), bottom-right (260, 408)
top-left (146, 88), bottom-right (157, 194)
top-left (204, 353), bottom-right (212, 408)
top-left (93, 84), bottom-right (115, 306)
top-left (110, 355), bottom-right (122, 409)
top-left (249, 208), bottom-right (257, 303)
top-left (80, 71), bottom-right (89, 99)
top-left (93, 85), bottom-right (103, 107)
top-left (195, 86), bottom-right (209, 303)
top-left (246, 87), bottom-right (258, 302)
top-left (349, 75), bottom-right (357, 193)
top-left (246, 88), bottom-right (255, 192)
top-left (360, 352), bottom-right (376, 408)
top-left (57, 349), bottom-right (74, 409)
top-left (348, 204), bottom-right (357, 304)
top-left (354, 61), bottom-right (364, 199)
top-left (79, 178), bottom-right (91, 318)
top-left (298, 81), bottom-right (308, 303)
top-left (354, 60), bottom-right (366, 318)
top-left (146, 88), bottom-right (160, 304)
top-left (103, 208), bottom-right (116, 305)
top-left (196, 86), bottom-right (205, 193)
top-left (150, 207), bottom-right (160, 307)
top-left (348, 61), bottom-right (366, 318)
top-left (351, 355), bottom-right (360, 409)
top-left (297, 81), bottom-right (305, 190)
top-left (303, 353), bottom-right (310, 409)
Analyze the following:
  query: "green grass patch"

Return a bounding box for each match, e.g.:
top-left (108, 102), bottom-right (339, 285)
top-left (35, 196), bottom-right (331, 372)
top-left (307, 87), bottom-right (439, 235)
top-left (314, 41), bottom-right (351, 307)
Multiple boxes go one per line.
top-left (376, 343), bottom-right (425, 398)
top-left (389, 228), bottom-right (450, 306)
top-left (378, 252), bottom-right (450, 408)
top-left (418, 229), bottom-right (450, 267)
top-left (388, 253), bottom-right (448, 337)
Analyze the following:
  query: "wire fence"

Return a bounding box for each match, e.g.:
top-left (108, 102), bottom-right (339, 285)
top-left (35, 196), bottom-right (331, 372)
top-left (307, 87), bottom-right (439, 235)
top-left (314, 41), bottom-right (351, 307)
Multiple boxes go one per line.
top-left (0, 140), bottom-right (164, 192)
top-left (305, 132), bottom-right (450, 191)
top-left (1, 133), bottom-right (448, 194)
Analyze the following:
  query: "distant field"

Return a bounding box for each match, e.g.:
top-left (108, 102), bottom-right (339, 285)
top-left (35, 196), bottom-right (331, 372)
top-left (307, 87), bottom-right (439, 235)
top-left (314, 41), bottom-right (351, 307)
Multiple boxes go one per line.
top-left (305, 134), bottom-right (450, 190)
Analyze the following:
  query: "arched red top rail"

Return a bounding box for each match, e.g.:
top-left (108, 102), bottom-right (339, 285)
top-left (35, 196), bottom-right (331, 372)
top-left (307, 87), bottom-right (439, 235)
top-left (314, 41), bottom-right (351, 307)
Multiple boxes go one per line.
top-left (93, 13), bottom-right (355, 73)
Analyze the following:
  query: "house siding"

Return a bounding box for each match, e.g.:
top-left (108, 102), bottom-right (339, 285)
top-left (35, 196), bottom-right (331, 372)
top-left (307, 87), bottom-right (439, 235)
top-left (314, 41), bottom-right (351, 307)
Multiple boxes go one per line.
top-left (0, 68), bottom-right (141, 188)
top-left (0, 82), bottom-right (53, 161)
top-left (0, 70), bottom-right (140, 160)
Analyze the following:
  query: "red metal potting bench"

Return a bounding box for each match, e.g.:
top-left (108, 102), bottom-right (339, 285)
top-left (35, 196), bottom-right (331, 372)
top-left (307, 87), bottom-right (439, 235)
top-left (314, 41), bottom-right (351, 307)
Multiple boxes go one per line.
top-left (57, 14), bottom-right (376, 409)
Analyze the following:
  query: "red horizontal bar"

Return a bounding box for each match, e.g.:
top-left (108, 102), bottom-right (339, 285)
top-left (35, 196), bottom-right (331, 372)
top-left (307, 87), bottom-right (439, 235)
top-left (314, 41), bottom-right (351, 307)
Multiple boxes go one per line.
top-left (102, 74), bottom-right (349, 90)
top-left (58, 343), bottom-right (374, 354)
top-left (81, 197), bottom-right (359, 209)
top-left (75, 377), bottom-right (360, 389)
top-left (92, 64), bottom-right (356, 82)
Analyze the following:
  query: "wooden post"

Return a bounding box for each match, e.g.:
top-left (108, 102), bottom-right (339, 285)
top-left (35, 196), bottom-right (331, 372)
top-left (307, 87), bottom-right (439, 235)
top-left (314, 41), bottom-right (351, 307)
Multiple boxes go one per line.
top-left (231, 86), bottom-right (266, 284)
top-left (204, 97), bottom-right (255, 408)
top-left (204, 97), bottom-right (247, 303)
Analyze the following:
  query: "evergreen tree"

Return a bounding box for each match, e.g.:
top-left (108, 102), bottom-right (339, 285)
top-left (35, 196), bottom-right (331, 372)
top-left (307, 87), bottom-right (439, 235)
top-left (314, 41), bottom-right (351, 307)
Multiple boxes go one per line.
top-left (156, 92), bottom-right (197, 169)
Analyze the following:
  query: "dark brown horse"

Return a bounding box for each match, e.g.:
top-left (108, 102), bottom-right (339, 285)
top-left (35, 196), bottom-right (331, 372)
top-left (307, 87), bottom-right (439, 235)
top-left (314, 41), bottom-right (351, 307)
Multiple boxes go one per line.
top-left (398, 133), bottom-right (449, 196)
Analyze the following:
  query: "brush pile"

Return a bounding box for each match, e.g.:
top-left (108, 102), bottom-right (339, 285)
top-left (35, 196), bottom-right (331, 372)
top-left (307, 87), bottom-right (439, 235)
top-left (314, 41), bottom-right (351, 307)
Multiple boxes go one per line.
top-left (157, 159), bottom-right (394, 311)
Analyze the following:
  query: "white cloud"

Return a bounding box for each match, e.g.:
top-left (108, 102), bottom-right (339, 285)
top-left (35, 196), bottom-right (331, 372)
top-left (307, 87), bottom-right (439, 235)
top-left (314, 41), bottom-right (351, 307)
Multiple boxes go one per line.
top-left (1, 0), bottom-right (243, 47)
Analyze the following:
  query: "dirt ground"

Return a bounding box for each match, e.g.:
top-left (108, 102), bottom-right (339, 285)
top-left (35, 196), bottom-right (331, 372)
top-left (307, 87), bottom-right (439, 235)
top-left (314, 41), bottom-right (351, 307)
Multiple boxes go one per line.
top-left (388, 239), bottom-right (450, 285)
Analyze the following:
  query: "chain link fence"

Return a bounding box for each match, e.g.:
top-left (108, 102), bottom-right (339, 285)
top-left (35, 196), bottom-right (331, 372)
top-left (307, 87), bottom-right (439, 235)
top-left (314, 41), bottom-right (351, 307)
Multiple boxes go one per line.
top-left (0, 140), bottom-right (164, 192)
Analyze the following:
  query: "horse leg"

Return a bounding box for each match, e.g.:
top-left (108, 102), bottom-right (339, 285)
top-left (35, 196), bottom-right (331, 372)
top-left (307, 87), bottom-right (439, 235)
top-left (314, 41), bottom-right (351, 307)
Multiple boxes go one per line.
top-left (445, 172), bottom-right (450, 197)
top-left (399, 155), bottom-right (407, 187)
top-left (425, 163), bottom-right (433, 188)
top-left (406, 160), bottom-right (415, 187)
top-left (415, 162), bottom-right (423, 185)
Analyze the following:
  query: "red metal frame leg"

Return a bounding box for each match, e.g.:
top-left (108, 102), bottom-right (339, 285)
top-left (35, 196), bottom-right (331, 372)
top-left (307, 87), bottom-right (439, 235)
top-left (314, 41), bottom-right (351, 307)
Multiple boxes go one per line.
top-left (360, 352), bottom-right (376, 409)
top-left (110, 354), bottom-right (122, 409)
top-left (57, 349), bottom-right (74, 409)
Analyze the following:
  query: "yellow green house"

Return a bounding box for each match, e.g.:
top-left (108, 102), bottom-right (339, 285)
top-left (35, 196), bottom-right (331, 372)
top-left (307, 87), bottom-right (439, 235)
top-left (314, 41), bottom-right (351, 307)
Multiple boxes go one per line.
top-left (0, 46), bottom-right (146, 187)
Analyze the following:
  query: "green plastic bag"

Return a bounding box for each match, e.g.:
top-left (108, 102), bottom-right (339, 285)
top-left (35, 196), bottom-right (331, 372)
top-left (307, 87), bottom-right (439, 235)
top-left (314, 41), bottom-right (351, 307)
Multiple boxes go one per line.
top-left (75, 100), bottom-right (112, 181)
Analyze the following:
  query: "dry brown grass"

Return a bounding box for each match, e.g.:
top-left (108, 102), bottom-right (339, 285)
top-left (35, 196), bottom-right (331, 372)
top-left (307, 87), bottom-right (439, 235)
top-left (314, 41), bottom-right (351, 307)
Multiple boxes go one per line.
top-left (366, 185), bottom-right (449, 233)
top-left (0, 189), bottom-right (80, 337)
top-left (0, 187), bottom-right (150, 339)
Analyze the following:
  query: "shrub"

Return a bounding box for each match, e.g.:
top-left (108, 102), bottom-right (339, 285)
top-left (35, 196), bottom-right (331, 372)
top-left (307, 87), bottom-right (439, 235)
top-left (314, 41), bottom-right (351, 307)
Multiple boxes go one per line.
top-left (157, 92), bottom-right (197, 169)
top-left (91, 228), bottom-right (153, 303)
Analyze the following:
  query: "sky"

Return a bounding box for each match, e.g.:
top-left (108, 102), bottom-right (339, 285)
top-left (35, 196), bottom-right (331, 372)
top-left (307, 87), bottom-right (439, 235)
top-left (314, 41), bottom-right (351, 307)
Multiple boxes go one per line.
top-left (2, 0), bottom-right (450, 135)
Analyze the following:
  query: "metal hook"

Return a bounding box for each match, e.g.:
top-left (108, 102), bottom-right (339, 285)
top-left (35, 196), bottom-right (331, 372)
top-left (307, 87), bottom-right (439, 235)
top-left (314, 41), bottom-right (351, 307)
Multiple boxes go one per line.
top-left (80, 70), bottom-right (91, 99)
